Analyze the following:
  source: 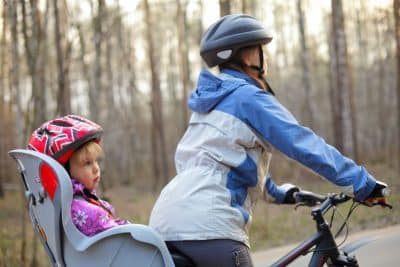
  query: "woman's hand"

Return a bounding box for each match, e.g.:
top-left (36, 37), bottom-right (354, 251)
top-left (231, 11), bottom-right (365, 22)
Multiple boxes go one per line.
top-left (364, 181), bottom-right (392, 208)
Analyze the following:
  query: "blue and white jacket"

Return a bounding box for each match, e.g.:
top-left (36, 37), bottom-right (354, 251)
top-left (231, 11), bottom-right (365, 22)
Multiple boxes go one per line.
top-left (149, 69), bottom-right (376, 247)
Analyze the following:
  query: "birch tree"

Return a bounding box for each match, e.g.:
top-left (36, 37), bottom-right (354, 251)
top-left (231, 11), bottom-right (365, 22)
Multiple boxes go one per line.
top-left (394, 0), bottom-right (400, 170)
top-left (115, 3), bottom-right (141, 184)
top-left (297, 0), bottom-right (314, 127)
top-left (91, 0), bottom-right (105, 122)
top-left (0, 0), bottom-right (7, 198)
top-left (176, 0), bottom-right (190, 131)
top-left (241, 0), bottom-right (258, 15)
top-left (21, 0), bottom-right (48, 131)
top-left (331, 0), bottom-right (358, 160)
top-left (143, 0), bottom-right (169, 189)
top-left (219, 0), bottom-right (231, 16)
top-left (53, 0), bottom-right (71, 115)
top-left (9, 1), bottom-right (26, 264)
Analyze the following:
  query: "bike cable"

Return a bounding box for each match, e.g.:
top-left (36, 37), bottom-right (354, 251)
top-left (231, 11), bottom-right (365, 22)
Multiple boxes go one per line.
top-left (334, 201), bottom-right (360, 239)
top-left (305, 202), bottom-right (358, 255)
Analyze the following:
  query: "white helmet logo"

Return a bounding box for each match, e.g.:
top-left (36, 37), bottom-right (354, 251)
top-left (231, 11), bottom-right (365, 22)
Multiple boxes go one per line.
top-left (217, 50), bottom-right (232, 59)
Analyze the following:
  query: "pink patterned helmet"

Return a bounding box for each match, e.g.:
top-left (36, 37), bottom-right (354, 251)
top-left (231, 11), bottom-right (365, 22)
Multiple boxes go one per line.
top-left (28, 115), bottom-right (103, 165)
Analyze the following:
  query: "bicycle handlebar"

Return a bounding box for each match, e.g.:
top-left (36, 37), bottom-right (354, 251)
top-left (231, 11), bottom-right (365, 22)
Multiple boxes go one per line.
top-left (292, 190), bottom-right (393, 210)
top-left (275, 188), bottom-right (392, 266)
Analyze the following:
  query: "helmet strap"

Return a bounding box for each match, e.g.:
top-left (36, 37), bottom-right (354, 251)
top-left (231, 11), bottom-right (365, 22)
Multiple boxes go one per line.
top-left (226, 46), bottom-right (275, 95)
top-left (249, 46), bottom-right (275, 95)
top-left (64, 161), bottom-right (70, 174)
top-left (249, 46), bottom-right (265, 76)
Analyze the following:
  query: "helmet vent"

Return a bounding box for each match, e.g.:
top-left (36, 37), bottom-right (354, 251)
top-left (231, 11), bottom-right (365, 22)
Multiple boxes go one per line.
top-left (51, 120), bottom-right (73, 127)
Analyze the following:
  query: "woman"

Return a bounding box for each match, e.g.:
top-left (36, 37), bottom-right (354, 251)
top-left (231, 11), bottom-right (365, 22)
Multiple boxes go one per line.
top-left (149, 14), bottom-right (388, 267)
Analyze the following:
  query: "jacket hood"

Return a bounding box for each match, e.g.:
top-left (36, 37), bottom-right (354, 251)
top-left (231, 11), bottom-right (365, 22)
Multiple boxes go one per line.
top-left (188, 69), bottom-right (249, 113)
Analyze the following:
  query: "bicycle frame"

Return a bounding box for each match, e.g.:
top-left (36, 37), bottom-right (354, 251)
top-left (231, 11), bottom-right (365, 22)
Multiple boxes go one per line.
top-left (271, 195), bottom-right (360, 267)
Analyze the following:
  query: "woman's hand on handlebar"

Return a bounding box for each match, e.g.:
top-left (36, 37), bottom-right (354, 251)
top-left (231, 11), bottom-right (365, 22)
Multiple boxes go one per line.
top-left (363, 181), bottom-right (392, 209)
top-left (282, 185), bottom-right (300, 204)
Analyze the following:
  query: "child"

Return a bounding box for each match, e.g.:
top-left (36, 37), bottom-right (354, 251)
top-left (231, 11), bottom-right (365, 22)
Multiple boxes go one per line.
top-left (28, 114), bottom-right (128, 236)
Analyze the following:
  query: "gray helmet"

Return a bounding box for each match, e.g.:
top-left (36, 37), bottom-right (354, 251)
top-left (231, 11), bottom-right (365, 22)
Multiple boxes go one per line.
top-left (200, 14), bottom-right (273, 67)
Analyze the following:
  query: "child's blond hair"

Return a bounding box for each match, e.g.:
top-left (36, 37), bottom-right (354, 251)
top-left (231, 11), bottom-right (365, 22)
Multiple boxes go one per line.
top-left (70, 141), bottom-right (103, 164)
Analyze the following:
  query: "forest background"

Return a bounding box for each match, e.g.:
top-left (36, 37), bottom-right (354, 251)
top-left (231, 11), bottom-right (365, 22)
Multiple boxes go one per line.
top-left (1, 0), bottom-right (400, 266)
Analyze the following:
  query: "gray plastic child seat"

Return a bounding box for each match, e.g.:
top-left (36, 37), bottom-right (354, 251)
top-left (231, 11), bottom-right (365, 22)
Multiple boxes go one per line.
top-left (9, 149), bottom-right (175, 267)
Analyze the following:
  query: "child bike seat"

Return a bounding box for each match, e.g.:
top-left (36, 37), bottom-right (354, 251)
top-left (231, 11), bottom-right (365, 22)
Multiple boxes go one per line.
top-left (9, 149), bottom-right (175, 267)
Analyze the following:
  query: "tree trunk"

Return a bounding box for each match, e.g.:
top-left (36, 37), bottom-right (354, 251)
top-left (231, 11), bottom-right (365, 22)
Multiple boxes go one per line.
top-left (22, 2), bottom-right (49, 265)
top-left (21, 0), bottom-right (47, 132)
top-left (10, 1), bottom-right (26, 265)
top-left (331, 0), bottom-right (358, 161)
top-left (196, 0), bottom-right (205, 69)
top-left (219, 0), bottom-right (231, 16)
top-left (115, 0), bottom-right (141, 183)
top-left (272, 3), bottom-right (289, 81)
top-left (241, 0), bottom-right (248, 13)
top-left (297, 0), bottom-right (314, 127)
top-left (103, 2), bottom-right (116, 118)
top-left (53, 0), bottom-right (71, 115)
top-left (176, 0), bottom-right (190, 131)
top-left (394, 0), bottom-right (400, 170)
top-left (167, 43), bottom-right (180, 126)
top-left (77, 22), bottom-right (94, 105)
top-left (241, 0), bottom-right (258, 15)
top-left (328, 31), bottom-right (340, 149)
top-left (143, 0), bottom-right (169, 190)
top-left (354, 0), bottom-right (371, 158)
top-left (373, 15), bottom-right (389, 160)
top-left (91, 0), bottom-right (105, 122)
top-left (105, 26), bottom-right (115, 116)
top-left (0, 0), bottom-right (7, 198)
top-left (37, 0), bottom-right (50, 123)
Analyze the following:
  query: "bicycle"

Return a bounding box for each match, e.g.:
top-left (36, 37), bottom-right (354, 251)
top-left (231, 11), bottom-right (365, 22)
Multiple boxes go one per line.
top-left (269, 189), bottom-right (393, 267)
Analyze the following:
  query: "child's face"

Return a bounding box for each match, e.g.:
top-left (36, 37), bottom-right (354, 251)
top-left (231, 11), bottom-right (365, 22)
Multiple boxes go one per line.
top-left (69, 150), bottom-right (101, 192)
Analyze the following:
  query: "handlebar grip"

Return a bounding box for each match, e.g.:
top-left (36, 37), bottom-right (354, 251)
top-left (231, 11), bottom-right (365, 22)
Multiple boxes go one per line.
top-left (293, 190), bottom-right (326, 206)
top-left (372, 181), bottom-right (389, 198)
top-left (381, 187), bottom-right (390, 197)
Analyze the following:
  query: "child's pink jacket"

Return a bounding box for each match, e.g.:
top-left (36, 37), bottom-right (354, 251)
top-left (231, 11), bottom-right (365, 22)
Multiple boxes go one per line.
top-left (70, 179), bottom-right (129, 236)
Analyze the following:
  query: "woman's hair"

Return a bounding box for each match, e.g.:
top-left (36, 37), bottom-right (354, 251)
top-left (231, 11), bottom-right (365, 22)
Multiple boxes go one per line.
top-left (219, 45), bottom-right (268, 91)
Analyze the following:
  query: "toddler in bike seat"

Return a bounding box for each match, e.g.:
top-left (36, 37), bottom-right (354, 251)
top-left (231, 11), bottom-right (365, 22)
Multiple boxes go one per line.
top-left (27, 114), bottom-right (129, 236)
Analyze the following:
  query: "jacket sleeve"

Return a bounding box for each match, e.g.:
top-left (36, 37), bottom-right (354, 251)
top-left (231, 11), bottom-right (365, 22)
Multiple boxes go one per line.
top-left (264, 175), bottom-right (299, 204)
top-left (264, 175), bottom-right (286, 203)
top-left (238, 89), bottom-right (376, 201)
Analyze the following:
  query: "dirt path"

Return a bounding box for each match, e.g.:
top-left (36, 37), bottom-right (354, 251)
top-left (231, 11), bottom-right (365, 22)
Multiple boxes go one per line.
top-left (252, 224), bottom-right (400, 266)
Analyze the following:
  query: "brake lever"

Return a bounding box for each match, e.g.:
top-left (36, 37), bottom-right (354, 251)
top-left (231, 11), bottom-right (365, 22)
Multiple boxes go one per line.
top-left (378, 202), bottom-right (393, 209)
top-left (358, 199), bottom-right (393, 209)
top-left (294, 202), bottom-right (307, 210)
